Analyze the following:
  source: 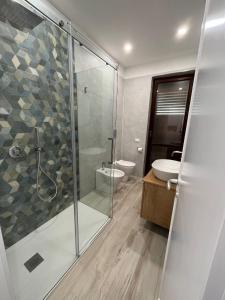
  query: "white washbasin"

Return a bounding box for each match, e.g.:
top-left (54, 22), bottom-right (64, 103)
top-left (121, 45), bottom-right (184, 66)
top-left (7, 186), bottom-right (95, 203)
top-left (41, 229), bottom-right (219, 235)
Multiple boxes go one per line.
top-left (152, 159), bottom-right (181, 182)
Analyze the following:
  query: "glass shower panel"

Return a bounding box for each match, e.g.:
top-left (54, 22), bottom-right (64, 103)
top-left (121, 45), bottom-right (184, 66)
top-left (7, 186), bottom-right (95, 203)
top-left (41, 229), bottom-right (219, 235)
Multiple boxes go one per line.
top-left (74, 43), bottom-right (114, 252)
top-left (0, 1), bottom-right (76, 299)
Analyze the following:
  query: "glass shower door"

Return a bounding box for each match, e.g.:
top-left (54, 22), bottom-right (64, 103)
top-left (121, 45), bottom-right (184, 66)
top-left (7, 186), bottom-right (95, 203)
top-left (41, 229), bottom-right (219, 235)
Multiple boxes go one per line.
top-left (74, 43), bottom-right (115, 253)
top-left (0, 1), bottom-right (77, 299)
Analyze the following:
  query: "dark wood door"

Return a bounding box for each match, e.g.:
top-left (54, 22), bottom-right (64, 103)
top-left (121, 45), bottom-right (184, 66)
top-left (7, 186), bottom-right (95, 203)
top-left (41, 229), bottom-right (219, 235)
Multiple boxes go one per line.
top-left (144, 72), bottom-right (194, 175)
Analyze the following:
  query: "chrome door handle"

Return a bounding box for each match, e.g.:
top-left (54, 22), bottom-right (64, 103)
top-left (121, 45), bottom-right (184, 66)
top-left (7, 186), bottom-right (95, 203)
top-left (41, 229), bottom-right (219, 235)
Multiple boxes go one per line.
top-left (167, 179), bottom-right (178, 190)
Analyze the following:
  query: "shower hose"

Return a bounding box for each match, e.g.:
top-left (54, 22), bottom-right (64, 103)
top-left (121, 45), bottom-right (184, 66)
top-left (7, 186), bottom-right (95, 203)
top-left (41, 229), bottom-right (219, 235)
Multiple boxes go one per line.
top-left (35, 127), bottom-right (58, 202)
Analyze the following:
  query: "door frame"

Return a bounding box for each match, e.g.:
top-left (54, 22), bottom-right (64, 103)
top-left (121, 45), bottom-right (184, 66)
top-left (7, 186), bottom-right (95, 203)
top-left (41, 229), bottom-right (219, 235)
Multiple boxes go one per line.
top-left (144, 71), bottom-right (195, 175)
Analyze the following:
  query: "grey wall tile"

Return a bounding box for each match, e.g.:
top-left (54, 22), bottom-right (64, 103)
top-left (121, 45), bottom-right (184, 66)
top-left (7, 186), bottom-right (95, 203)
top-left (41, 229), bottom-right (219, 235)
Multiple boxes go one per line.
top-left (121, 76), bottom-right (151, 177)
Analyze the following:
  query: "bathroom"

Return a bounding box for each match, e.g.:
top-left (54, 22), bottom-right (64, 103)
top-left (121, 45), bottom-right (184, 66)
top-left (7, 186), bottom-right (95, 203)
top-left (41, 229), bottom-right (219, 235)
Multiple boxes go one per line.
top-left (1, 0), bottom-right (225, 299)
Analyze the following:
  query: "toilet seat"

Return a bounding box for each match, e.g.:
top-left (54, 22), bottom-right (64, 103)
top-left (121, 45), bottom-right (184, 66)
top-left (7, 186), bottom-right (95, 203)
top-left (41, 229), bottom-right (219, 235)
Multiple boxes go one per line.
top-left (116, 160), bottom-right (136, 167)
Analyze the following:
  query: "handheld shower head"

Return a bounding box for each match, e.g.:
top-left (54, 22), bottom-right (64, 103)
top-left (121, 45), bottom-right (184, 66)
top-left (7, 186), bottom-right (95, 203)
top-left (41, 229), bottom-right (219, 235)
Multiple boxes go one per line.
top-left (34, 127), bottom-right (42, 152)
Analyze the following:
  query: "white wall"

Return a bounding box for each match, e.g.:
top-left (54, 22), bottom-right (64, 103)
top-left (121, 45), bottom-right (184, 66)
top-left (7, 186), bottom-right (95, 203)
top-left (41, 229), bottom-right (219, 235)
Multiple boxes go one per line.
top-left (117, 54), bottom-right (197, 177)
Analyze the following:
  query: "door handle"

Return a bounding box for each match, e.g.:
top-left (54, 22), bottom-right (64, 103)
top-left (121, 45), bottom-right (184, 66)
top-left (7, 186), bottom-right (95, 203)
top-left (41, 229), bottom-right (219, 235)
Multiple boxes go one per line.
top-left (167, 178), bottom-right (178, 190)
top-left (108, 137), bottom-right (113, 164)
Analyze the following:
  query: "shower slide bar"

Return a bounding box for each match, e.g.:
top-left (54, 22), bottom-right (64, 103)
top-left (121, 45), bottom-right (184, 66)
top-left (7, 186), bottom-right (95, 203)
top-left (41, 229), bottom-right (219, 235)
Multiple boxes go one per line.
top-left (34, 127), bottom-right (58, 202)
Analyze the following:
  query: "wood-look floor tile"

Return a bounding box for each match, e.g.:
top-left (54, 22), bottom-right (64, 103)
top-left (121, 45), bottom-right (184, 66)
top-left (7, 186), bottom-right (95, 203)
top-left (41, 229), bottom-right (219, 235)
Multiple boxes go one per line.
top-left (48, 178), bottom-right (168, 300)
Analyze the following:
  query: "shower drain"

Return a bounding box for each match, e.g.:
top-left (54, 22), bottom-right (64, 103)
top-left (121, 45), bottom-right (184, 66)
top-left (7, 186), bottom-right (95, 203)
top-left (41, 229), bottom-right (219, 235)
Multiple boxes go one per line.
top-left (24, 253), bottom-right (44, 272)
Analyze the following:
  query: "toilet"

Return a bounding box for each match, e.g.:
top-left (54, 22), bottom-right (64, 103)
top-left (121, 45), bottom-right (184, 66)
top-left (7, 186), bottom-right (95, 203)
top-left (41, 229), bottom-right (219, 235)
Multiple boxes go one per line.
top-left (115, 160), bottom-right (136, 182)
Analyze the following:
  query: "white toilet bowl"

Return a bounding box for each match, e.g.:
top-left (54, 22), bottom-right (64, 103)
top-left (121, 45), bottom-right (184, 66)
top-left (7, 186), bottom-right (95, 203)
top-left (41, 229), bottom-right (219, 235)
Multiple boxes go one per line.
top-left (115, 160), bottom-right (136, 181)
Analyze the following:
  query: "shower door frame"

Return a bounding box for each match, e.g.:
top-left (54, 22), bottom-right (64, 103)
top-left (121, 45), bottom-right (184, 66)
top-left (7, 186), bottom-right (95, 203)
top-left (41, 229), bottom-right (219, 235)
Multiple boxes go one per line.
top-left (0, 0), bottom-right (118, 299)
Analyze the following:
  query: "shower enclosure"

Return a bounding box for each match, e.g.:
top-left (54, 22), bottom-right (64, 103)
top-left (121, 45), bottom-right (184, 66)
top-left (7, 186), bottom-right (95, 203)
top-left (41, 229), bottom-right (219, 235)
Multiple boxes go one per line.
top-left (0, 0), bottom-right (117, 299)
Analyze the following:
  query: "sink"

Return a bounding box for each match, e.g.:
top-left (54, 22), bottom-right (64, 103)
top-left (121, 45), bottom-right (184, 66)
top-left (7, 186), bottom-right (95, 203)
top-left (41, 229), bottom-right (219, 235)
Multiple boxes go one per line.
top-left (152, 159), bottom-right (181, 182)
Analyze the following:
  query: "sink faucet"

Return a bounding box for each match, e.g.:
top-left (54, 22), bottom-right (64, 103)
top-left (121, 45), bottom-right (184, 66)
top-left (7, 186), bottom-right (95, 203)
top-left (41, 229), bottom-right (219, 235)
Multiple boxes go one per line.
top-left (102, 162), bottom-right (106, 169)
top-left (171, 150), bottom-right (182, 157)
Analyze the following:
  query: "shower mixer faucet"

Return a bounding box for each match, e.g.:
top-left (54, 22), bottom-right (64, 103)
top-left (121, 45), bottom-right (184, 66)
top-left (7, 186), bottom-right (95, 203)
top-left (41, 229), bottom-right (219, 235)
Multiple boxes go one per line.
top-left (9, 145), bottom-right (25, 159)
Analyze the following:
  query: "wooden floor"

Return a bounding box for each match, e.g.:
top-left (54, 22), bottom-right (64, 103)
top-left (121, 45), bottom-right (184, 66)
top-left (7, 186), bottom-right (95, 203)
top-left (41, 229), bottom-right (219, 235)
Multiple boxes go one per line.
top-left (48, 178), bottom-right (168, 300)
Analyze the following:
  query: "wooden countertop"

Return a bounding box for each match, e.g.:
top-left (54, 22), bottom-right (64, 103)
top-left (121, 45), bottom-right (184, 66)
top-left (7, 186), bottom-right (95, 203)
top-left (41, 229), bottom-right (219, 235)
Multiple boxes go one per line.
top-left (143, 169), bottom-right (176, 191)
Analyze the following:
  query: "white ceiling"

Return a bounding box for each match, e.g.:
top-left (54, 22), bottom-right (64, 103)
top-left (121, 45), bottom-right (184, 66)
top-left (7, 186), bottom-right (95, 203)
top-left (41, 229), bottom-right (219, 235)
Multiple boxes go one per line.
top-left (49, 0), bottom-right (206, 68)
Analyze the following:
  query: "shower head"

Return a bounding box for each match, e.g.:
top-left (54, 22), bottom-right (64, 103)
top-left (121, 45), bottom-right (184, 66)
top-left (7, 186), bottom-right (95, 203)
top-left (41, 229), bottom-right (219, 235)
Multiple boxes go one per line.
top-left (0, 0), bottom-right (43, 31)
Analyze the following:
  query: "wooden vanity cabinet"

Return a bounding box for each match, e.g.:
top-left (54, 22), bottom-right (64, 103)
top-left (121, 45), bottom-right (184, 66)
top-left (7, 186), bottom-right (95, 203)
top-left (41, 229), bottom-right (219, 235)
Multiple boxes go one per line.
top-left (141, 170), bottom-right (176, 229)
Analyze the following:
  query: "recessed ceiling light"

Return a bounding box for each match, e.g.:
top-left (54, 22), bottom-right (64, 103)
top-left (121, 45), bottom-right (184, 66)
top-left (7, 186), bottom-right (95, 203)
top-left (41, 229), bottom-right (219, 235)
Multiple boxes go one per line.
top-left (176, 25), bottom-right (189, 39)
top-left (179, 87), bottom-right (183, 90)
top-left (123, 42), bottom-right (133, 54)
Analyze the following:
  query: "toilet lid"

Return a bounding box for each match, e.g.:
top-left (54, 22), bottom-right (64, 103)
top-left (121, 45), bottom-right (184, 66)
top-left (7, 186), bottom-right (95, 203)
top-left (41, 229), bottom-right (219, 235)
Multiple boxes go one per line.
top-left (116, 160), bottom-right (136, 167)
